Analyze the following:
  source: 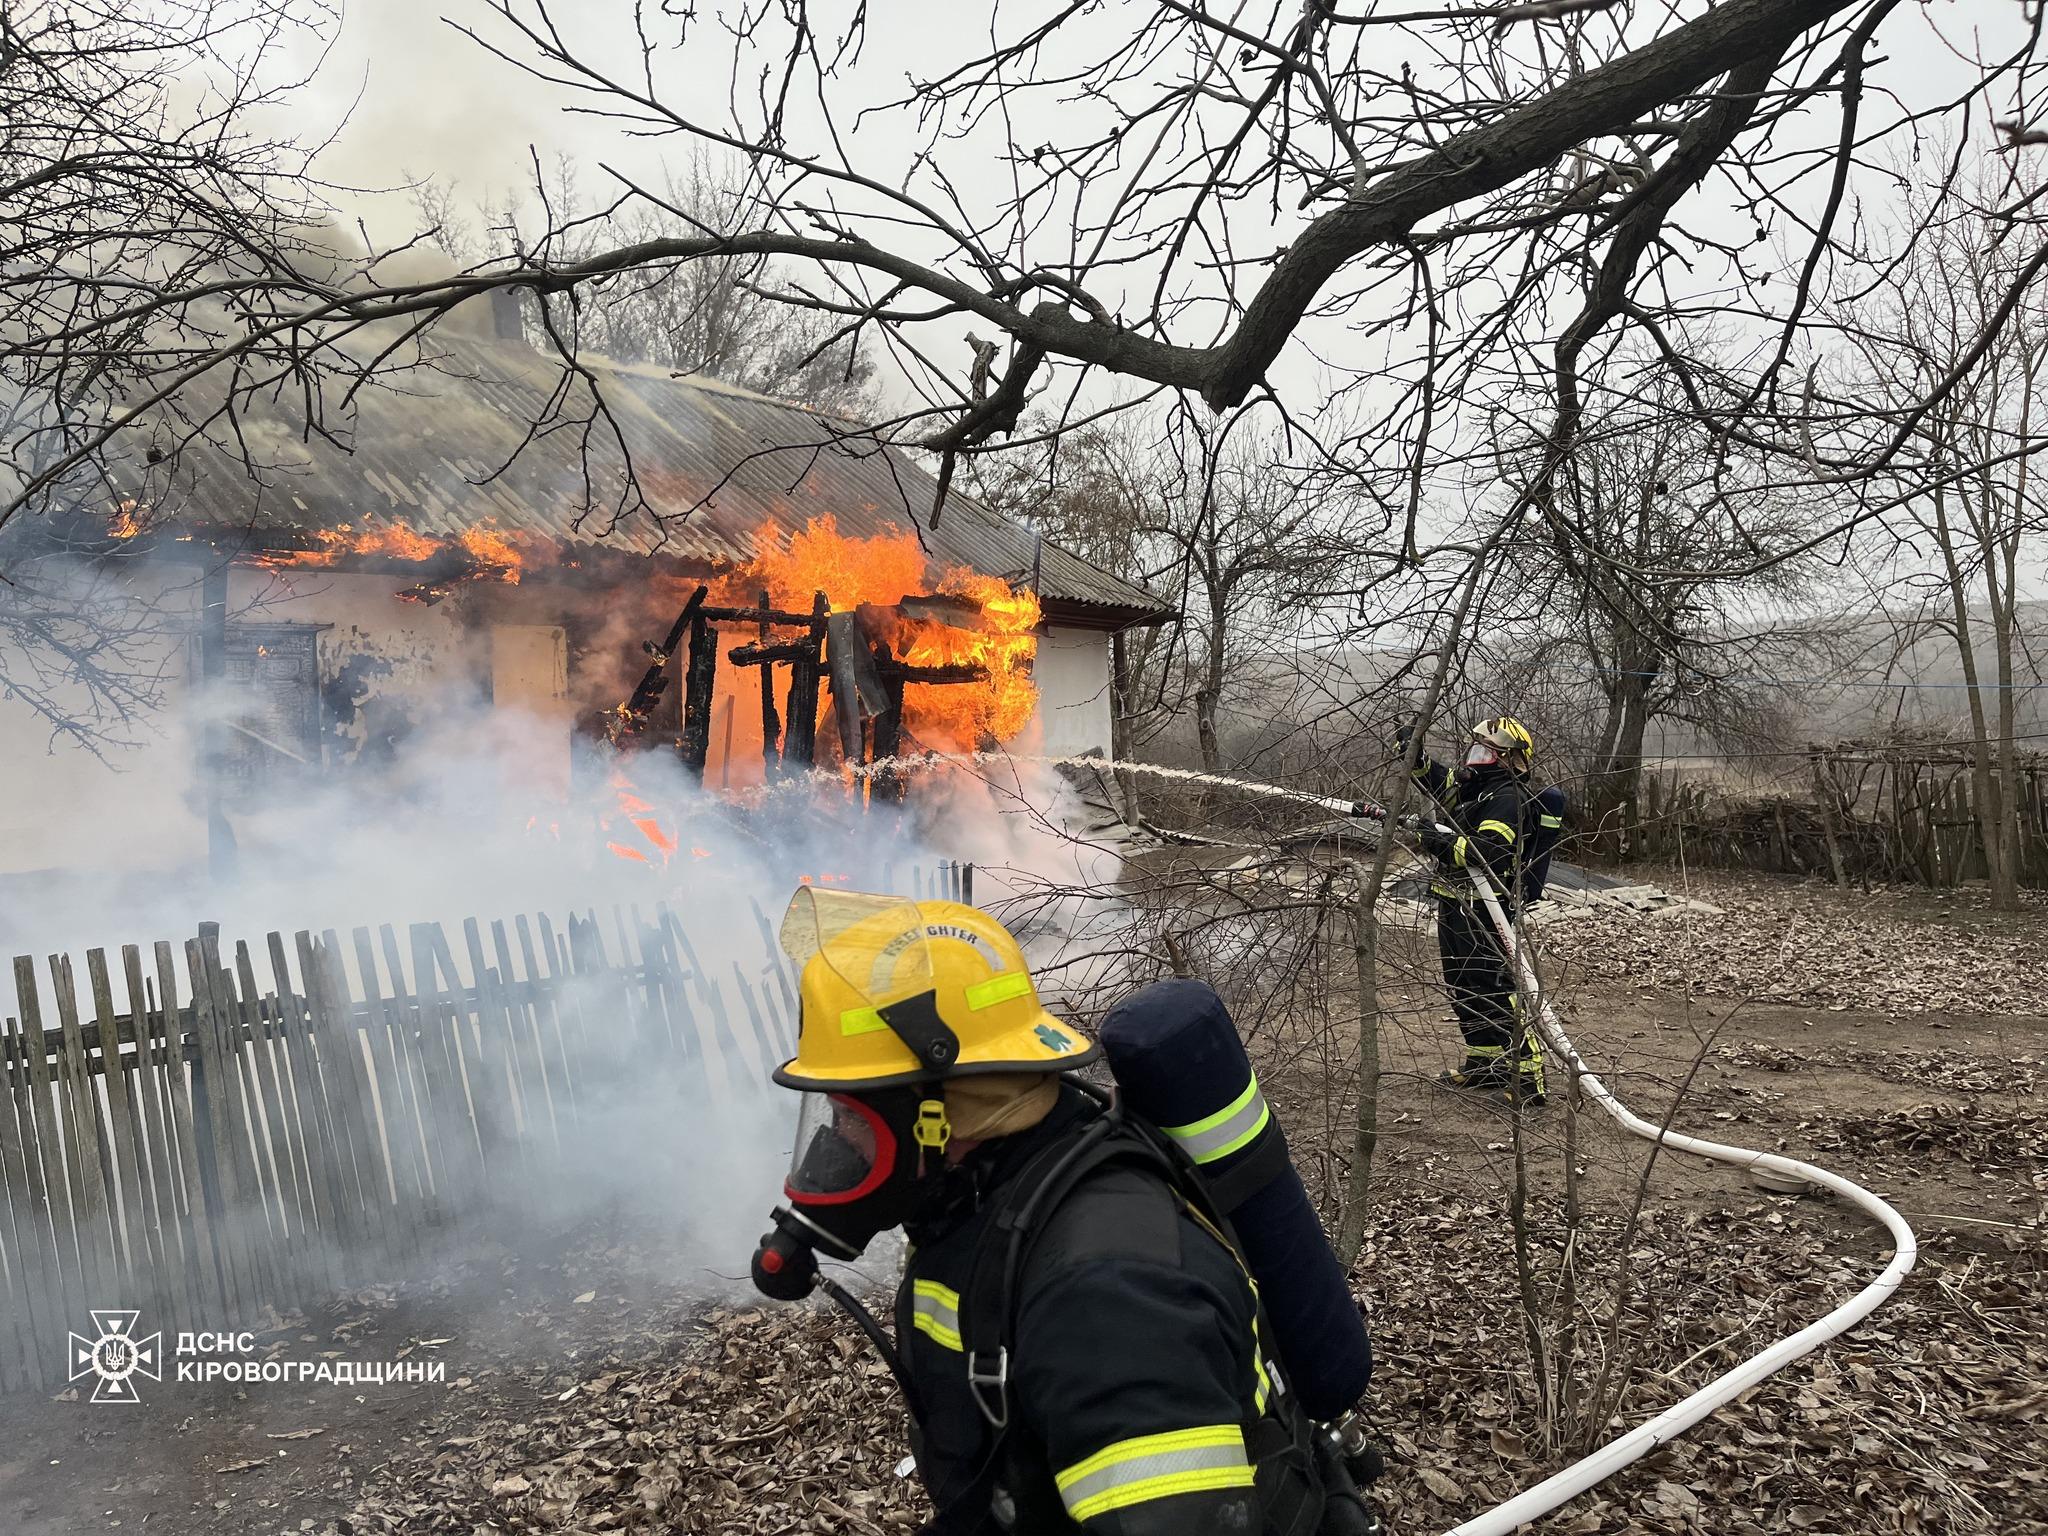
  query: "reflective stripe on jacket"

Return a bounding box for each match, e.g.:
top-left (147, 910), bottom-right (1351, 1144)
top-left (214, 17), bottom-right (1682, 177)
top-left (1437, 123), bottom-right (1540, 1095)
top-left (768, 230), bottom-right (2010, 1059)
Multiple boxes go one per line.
top-left (896, 1092), bottom-right (1285, 1535)
top-left (1411, 753), bottom-right (1536, 901)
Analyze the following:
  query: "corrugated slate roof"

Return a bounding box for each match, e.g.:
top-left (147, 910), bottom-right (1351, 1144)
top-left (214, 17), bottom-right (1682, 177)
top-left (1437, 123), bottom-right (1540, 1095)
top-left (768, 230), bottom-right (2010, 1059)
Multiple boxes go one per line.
top-left (134, 335), bottom-right (1168, 625)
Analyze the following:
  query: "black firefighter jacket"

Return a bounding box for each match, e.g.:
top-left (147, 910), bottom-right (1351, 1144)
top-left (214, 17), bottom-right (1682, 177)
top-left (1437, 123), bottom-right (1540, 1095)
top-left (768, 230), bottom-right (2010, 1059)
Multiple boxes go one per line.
top-left (895, 1088), bottom-right (1285, 1536)
top-left (1409, 755), bottom-right (1538, 901)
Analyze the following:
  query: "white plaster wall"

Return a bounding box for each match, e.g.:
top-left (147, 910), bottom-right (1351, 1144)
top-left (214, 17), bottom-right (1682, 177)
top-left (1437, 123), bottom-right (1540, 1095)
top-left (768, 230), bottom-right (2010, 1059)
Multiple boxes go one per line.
top-left (0, 564), bottom-right (561, 881)
top-left (1032, 625), bottom-right (1115, 759)
top-left (233, 565), bottom-right (485, 729)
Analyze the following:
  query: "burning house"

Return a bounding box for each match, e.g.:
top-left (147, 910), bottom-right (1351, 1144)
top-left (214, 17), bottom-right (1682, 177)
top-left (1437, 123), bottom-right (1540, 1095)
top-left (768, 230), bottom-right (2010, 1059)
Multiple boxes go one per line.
top-left (0, 330), bottom-right (1168, 885)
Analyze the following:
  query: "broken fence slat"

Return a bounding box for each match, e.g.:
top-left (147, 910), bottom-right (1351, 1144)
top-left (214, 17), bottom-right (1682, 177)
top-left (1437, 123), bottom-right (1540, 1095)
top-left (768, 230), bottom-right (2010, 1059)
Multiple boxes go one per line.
top-left (155, 943), bottom-right (226, 1321)
top-left (313, 934), bottom-right (399, 1265)
top-left (266, 933), bottom-right (344, 1295)
top-left (86, 948), bottom-right (154, 1307)
top-left (409, 924), bottom-right (483, 1203)
top-left (511, 915), bottom-right (572, 1136)
top-left (492, 919), bottom-right (558, 1152)
top-left (184, 937), bottom-right (252, 1328)
top-left (292, 930), bottom-right (371, 1286)
top-left (124, 944), bottom-right (198, 1334)
top-left (457, 920), bottom-right (522, 1171)
top-left (47, 954), bottom-right (118, 1308)
top-left (0, 1009), bottom-right (52, 1392)
top-left (378, 924), bottom-right (444, 1219)
top-left (235, 941), bottom-right (307, 1316)
top-left (349, 928), bottom-right (427, 1263)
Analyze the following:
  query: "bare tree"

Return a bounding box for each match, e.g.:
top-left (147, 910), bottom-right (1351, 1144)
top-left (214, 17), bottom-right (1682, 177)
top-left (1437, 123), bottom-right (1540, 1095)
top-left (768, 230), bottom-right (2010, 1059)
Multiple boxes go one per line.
top-left (9, 0), bottom-right (2044, 557)
top-left (425, 153), bottom-right (882, 417)
top-left (971, 411), bottom-right (1369, 771)
top-left (0, 0), bottom-right (343, 742)
top-left (1837, 171), bottom-right (2048, 908)
top-left (1491, 376), bottom-right (1825, 833)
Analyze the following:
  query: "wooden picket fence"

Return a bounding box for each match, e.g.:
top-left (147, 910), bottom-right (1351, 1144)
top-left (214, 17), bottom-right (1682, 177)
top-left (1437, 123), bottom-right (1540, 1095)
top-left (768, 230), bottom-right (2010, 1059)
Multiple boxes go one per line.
top-left (0, 900), bottom-right (803, 1398)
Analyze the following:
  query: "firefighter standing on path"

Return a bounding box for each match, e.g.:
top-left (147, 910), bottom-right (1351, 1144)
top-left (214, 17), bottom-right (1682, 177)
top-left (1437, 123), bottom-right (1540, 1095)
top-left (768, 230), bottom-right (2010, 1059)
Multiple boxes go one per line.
top-left (749, 890), bottom-right (1371, 1536)
top-left (1395, 716), bottom-right (1555, 1105)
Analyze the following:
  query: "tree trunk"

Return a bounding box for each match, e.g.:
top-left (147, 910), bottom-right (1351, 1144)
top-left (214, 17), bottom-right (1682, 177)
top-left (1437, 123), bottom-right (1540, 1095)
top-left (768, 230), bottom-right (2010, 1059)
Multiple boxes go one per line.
top-left (1194, 608), bottom-right (1227, 773)
top-left (1336, 882), bottom-right (1380, 1266)
top-left (1930, 479), bottom-right (2013, 906)
top-left (1984, 347), bottom-right (2036, 907)
top-left (1588, 669), bottom-right (1655, 849)
top-left (1811, 753), bottom-right (1848, 888)
top-left (1109, 630), bottom-right (1141, 825)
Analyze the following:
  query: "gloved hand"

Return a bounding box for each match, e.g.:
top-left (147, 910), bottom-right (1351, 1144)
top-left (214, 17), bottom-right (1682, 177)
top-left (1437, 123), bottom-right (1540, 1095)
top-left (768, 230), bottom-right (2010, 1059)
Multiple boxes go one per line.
top-left (1407, 818), bottom-right (1457, 861)
top-left (1391, 722), bottom-right (1416, 753)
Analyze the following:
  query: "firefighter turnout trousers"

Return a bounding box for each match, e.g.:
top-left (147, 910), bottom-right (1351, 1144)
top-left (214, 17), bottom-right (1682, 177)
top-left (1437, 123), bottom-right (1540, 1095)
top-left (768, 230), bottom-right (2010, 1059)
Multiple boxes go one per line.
top-left (1435, 895), bottom-right (1544, 1093)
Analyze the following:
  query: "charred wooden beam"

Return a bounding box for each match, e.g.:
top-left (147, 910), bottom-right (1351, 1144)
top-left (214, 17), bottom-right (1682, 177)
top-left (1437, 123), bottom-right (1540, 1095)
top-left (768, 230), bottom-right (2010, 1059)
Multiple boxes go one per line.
top-left (781, 592), bottom-right (828, 769)
top-left (871, 642), bottom-right (907, 803)
top-left (700, 604), bottom-right (819, 627)
top-left (728, 639), bottom-right (817, 666)
top-left (757, 589), bottom-right (781, 778)
top-left (827, 612), bottom-right (891, 716)
top-left (393, 548), bottom-right (492, 605)
top-left (825, 613), bottom-right (866, 761)
top-left (617, 585), bottom-right (708, 738)
top-left (894, 595), bottom-right (993, 631)
top-left (679, 611), bottom-right (718, 779)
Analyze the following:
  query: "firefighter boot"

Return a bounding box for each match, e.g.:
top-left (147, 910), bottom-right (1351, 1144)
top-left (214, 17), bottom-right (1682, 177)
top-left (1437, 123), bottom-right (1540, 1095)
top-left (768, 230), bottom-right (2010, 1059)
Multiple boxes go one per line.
top-left (1490, 1040), bottom-right (1547, 1109)
top-left (1438, 1049), bottom-right (1510, 1092)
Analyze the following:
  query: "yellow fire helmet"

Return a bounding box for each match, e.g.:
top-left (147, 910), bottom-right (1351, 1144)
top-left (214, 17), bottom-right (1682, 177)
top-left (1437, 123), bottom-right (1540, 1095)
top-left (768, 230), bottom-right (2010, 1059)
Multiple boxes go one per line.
top-left (774, 887), bottom-right (1098, 1091)
top-left (1472, 715), bottom-right (1535, 765)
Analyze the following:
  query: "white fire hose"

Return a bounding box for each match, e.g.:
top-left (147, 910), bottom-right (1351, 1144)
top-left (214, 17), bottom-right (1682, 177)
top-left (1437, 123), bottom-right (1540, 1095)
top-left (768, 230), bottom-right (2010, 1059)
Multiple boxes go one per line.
top-left (1446, 856), bottom-right (1915, 1535)
top-left (862, 752), bottom-right (1918, 1534)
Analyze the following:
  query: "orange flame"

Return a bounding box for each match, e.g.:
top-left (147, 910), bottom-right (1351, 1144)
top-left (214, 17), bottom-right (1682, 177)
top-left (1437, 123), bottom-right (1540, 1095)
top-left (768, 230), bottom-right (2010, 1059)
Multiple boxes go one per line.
top-left (252, 516), bottom-right (530, 585)
top-left (693, 513), bottom-right (1040, 784)
top-left (632, 816), bottom-right (679, 857)
top-left (109, 500), bottom-right (144, 539)
top-left (458, 523), bottom-right (525, 582)
top-left (603, 771), bottom-right (680, 866)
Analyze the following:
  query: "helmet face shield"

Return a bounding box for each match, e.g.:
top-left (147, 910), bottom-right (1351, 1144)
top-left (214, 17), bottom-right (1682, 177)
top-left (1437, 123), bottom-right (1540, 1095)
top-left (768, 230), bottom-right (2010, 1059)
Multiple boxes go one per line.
top-left (1464, 741), bottom-right (1502, 768)
top-left (786, 1092), bottom-right (899, 1205)
top-left (781, 887), bottom-right (940, 1023)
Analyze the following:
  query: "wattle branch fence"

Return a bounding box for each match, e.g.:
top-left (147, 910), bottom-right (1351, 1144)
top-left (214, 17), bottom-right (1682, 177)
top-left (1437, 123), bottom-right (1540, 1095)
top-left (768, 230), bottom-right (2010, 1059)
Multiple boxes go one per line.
top-left (1613, 751), bottom-right (2048, 889)
top-left (0, 861), bottom-right (977, 1398)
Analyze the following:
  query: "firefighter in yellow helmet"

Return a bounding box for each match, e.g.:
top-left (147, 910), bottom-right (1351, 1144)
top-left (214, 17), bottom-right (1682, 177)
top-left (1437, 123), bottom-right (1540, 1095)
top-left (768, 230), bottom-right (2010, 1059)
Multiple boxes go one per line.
top-left (1394, 715), bottom-right (1549, 1105)
top-left (750, 889), bottom-right (1346, 1536)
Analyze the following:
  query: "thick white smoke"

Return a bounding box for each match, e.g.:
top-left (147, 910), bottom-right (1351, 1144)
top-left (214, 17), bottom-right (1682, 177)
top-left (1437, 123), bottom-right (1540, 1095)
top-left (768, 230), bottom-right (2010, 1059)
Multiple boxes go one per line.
top-left (0, 662), bottom-right (1123, 1294)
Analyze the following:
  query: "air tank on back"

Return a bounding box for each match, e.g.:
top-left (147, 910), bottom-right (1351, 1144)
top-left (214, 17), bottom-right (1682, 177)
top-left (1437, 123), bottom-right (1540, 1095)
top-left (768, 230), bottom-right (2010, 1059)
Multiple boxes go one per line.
top-left (1100, 978), bottom-right (1373, 1423)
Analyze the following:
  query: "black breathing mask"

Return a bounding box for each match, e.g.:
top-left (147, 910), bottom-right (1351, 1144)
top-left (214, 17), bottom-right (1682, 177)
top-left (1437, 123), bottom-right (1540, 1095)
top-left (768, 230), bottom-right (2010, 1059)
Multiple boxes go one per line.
top-left (751, 1087), bottom-right (952, 1301)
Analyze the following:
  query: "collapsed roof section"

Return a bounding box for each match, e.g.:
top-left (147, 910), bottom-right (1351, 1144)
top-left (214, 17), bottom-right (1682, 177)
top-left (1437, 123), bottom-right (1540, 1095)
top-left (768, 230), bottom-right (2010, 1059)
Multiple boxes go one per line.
top-left (100, 334), bottom-right (1172, 631)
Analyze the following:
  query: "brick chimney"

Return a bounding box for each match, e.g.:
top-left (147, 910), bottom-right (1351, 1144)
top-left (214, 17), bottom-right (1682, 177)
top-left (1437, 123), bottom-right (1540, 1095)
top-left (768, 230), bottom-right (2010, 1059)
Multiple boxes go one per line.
top-left (490, 285), bottom-right (527, 345)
